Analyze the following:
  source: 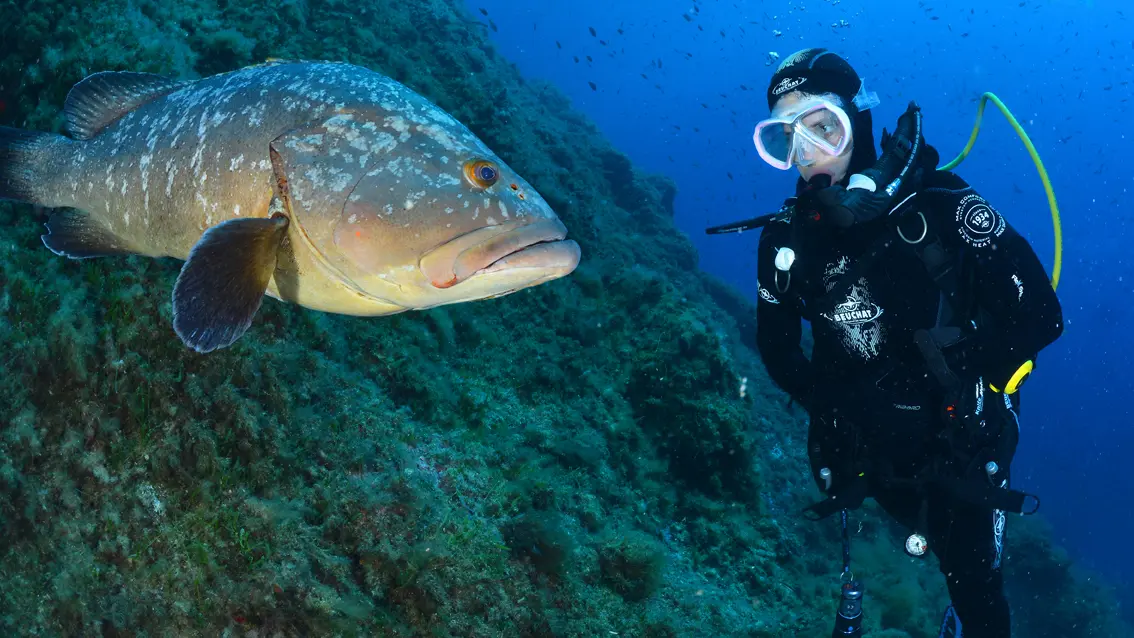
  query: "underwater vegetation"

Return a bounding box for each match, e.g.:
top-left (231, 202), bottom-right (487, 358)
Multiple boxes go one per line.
top-left (0, 0), bottom-right (1128, 636)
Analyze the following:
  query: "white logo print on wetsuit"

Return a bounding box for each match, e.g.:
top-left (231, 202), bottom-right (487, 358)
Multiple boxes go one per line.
top-left (819, 255), bottom-right (885, 360)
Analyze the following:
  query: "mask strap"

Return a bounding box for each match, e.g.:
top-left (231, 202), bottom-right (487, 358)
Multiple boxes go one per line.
top-left (852, 78), bottom-right (880, 112)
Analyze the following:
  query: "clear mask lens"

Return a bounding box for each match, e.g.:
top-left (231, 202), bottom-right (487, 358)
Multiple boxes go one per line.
top-left (754, 100), bottom-right (851, 170)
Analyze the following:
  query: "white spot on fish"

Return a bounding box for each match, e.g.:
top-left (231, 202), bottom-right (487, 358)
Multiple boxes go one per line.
top-left (385, 116), bottom-right (412, 142)
top-left (418, 124), bottom-right (459, 151)
top-left (234, 204), bottom-right (241, 216)
top-left (191, 143), bottom-right (207, 178)
top-left (329, 170), bottom-right (355, 192)
top-left (166, 162), bottom-right (179, 197)
top-left (498, 200), bottom-right (509, 218)
top-left (369, 132), bottom-right (397, 154)
top-left (139, 153), bottom-right (152, 194)
top-left (229, 154), bottom-right (244, 171)
top-left (404, 199), bottom-right (416, 210)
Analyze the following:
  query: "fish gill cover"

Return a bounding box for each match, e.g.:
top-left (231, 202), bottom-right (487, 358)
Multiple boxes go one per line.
top-left (0, 0), bottom-right (1126, 636)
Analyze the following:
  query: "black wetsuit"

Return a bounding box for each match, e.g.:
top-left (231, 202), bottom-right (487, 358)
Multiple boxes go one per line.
top-left (756, 170), bottom-right (1063, 638)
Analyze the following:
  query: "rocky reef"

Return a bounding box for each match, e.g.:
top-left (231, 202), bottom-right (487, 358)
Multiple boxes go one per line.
top-left (0, 0), bottom-right (1126, 636)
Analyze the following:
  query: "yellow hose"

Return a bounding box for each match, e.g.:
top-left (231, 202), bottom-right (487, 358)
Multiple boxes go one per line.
top-left (938, 92), bottom-right (1062, 290)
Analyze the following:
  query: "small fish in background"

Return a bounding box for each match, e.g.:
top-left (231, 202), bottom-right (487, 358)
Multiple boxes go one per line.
top-left (0, 61), bottom-right (581, 353)
top-left (589, 81), bottom-right (597, 91)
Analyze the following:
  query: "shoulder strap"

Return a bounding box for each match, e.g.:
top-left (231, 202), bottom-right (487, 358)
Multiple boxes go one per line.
top-left (897, 209), bottom-right (970, 328)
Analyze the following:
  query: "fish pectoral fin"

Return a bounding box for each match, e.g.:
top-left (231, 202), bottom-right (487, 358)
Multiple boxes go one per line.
top-left (172, 215), bottom-right (289, 354)
top-left (64, 71), bottom-right (192, 141)
top-left (41, 209), bottom-right (141, 258)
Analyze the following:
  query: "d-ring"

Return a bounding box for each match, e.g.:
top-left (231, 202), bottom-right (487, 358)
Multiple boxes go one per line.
top-left (897, 211), bottom-right (928, 244)
top-left (775, 269), bottom-right (791, 294)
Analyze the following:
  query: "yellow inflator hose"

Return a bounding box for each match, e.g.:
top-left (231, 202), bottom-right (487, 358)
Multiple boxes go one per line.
top-left (937, 92), bottom-right (1062, 290)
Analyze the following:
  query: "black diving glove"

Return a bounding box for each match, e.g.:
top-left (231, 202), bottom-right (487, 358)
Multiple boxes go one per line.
top-left (914, 328), bottom-right (998, 449)
top-left (799, 101), bottom-right (936, 229)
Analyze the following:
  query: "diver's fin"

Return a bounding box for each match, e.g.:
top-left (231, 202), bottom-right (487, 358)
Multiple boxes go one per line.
top-left (937, 604), bottom-right (962, 638)
top-left (63, 71), bottom-right (191, 141)
top-left (172, 215), bottom-right (289, 354)
top-left (41, 209), bottom-right (140, 258)
top-left (0, 126), bottom-right (61, 203)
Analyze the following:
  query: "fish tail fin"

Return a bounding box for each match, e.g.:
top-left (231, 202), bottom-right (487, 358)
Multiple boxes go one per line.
top-left (0, 126), bottom-right (60, 204)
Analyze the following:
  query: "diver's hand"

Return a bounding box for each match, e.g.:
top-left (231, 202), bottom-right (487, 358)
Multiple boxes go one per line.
top-left (874, 101), bottom-right (939, 203)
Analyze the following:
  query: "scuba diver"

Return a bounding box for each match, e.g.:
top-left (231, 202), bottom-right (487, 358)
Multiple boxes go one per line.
top-left (733, 49), bottom-right (1065, 637)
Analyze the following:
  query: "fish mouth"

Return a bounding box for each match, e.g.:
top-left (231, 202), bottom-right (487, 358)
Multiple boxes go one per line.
top-left (473, 238), bottom-right (581, 277)
top-left (420, 219), bottom-right (580, 289)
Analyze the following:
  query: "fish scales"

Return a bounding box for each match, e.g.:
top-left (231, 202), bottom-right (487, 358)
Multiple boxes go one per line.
top-left (40, 62), bottom-right (477, 260)
top-left (0, 60), bottom-right (580, 352)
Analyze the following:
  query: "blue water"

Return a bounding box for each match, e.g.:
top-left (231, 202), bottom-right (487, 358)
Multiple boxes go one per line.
top-left (469, 0), bottom-right (1134, 610)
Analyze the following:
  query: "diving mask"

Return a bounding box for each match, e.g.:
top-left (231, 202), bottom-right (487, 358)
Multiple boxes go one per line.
top-left (754, 98), bottom-right (852, 170)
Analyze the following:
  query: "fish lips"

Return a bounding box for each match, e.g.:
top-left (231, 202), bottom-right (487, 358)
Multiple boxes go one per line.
top-left (419, 219), bottom-right (580, 289)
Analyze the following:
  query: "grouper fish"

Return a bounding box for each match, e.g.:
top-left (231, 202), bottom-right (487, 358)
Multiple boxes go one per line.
top-left (0, 60), bottom-right (581, 353)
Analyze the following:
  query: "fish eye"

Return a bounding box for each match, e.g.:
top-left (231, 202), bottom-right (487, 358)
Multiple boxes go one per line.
top-left (464, 159), bottom-right (500, 189)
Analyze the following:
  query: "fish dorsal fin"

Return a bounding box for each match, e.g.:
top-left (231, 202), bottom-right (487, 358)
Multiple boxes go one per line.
top-left (63, 71), bottom-right (191, 141)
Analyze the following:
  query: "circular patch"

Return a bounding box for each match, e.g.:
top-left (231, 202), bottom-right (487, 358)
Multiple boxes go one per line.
top-left (955, 193), bottom-right (1006, 247)
top-left (963, 204), bottom-right (997, 236)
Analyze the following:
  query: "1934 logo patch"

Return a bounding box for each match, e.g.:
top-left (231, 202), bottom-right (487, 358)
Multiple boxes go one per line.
top-left (955, 193), bottom-right (1006, 248)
